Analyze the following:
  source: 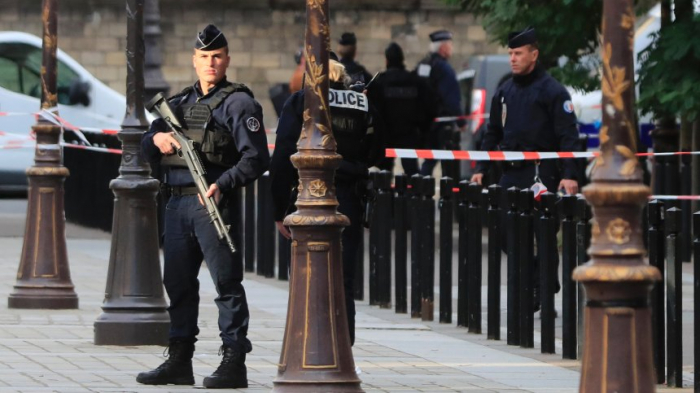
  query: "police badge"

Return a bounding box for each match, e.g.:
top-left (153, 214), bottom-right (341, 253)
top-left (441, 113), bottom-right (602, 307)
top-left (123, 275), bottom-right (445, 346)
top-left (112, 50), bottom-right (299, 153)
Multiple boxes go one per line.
top-left (501, 97), bottom-right (507, 127)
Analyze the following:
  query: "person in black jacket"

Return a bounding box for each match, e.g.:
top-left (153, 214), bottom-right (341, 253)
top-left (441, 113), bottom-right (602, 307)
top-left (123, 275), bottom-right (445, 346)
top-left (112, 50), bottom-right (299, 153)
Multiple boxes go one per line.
top-left (471, 27), bottom-right (580, 311)
top-left (137, 25), bottom-right (270, 389)
top-left (269, 54), bottom-right (381, 345)
top-left (368, 42), bottom-right (435, 176)
top-left (337, 32), bottom-right (373, 85)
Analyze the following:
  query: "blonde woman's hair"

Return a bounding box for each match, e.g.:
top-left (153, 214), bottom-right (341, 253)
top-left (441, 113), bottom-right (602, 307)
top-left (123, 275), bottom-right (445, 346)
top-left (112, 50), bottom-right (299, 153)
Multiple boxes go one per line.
top-left (329, 59), bottom-right (351, 86)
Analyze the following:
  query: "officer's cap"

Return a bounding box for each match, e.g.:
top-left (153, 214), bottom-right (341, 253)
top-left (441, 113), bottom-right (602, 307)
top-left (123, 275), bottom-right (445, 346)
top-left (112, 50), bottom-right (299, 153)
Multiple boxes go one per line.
top-left (385, 42), bottom-right (404, 64)
top-left (339, 32), bottom-right (357, 46)
top-left (508, 27), bottom-right (537, 49)
top-left (195, 24), bottom-right (228, 51)
top-left (429, 30), bottom-right (453, 42)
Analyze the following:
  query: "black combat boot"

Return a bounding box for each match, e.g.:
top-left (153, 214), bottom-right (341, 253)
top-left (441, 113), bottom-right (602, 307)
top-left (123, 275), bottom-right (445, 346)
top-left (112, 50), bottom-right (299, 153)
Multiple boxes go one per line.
top-left (202, 345), bottom-right (248, 389)
top-left (136, 340), bottom-right (195, 385)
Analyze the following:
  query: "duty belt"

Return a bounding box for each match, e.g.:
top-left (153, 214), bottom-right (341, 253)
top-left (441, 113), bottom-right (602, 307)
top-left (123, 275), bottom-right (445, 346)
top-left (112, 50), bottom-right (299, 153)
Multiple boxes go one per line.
top-left (503, 160), bottom-right (538, 169)
top-left (168, 186), bottom-right (199, 196)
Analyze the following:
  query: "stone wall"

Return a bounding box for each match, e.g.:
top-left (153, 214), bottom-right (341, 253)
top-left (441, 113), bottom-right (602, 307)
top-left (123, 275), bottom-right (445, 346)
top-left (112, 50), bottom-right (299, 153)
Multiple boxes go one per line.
top-left (1, 1), bottom-right (503, 124)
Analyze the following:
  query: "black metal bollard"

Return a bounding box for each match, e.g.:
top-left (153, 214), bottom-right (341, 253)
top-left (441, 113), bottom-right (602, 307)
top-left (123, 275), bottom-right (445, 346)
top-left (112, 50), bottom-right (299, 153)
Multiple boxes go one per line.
top-left (518, 189), bottom-right (534, 349)
top-left (694, 211), bottom-right (700, 390)
top-left (368, 172), bottom-right (379, 306)
top-left (410, 174), bottom-right (423, 318)
top-left (354, 235), bottom-right (364, 301)
top-left (244, 182), bottom-right (256, 273)
top-left (665, 207), bottom-right (682, 388)
top-left (375, 170), bottom-right (393, 309)
top-left (680, 154), bottom-right (692, 262)
top-left (467, 182), bottom-right (483, 334)
top-left (439, 177), bottom-right (454, 323)
top-left (257, 172), bottom-right (276, 277)
top-left (561, 195), bottom-right (577, 359)
top-left (648, 199), bottom-right (665, 384)
top-left (575, 196), bottom-right (591, 358)
top-left (506, 186), bottom-right (520, 345)
top-left (539, 192), bottom-right (556, 354)
top-left (394, 174), bottom-right (408, 314)
top-left (487, 185), bottom-right (502, 340)
top-left (421, 176), bottom-right (436, 321)
top-left (278, 233), bottom-right (290, 281)
top-left (457, 180), bottom-right (469, 327)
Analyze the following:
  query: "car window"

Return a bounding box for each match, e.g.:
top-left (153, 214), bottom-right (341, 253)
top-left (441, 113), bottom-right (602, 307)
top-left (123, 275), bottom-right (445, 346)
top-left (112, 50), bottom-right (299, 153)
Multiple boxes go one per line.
top-left (0, 42), bottom-right (80, 106)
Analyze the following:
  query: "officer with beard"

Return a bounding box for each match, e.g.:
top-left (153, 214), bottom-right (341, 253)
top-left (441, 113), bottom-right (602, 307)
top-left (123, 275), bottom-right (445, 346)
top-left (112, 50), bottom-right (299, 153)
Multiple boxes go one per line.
top-left (270, 53), bottom-right (382, 345)
top-left (137, 24), bottom-right (270, 389)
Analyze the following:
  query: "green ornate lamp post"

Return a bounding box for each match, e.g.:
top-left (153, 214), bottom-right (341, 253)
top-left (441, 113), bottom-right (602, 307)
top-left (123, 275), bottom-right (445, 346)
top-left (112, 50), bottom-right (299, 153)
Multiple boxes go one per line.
top-left (573, 0), bottom-right (660, 391)
top-left (272, 0), bottom-right (362, 391)
top-left (8, 0), bottom-right (78, 310)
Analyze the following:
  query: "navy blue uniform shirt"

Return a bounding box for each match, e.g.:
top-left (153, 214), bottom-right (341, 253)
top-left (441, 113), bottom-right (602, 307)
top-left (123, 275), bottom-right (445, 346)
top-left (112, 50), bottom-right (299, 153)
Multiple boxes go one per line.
top-left (416, 53), bottom-right (465, 128)
top-left (142, 78), bottom-right (270, 191)
top-left (476, 65), bottom-right (580, 179)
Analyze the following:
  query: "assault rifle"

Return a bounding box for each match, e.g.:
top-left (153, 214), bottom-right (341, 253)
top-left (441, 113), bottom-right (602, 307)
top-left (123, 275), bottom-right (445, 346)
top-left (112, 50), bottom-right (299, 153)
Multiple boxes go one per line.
top-left (146, 93), bottom-right (236, 254)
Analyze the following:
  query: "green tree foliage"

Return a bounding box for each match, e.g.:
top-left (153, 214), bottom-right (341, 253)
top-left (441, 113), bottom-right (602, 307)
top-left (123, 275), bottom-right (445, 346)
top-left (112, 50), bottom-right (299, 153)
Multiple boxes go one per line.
top-left (638, 13), bottom-right (700, 121)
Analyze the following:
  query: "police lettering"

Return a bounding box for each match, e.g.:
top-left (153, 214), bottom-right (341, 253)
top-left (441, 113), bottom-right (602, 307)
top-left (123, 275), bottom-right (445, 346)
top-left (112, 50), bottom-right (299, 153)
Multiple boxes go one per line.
top-left (329, 89), bottom-right (368, 112)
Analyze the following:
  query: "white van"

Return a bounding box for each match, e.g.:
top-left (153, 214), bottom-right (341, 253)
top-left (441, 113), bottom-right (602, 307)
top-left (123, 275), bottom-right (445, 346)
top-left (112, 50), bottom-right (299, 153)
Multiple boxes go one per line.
top-left (0, 31), bottom-right (126, 194)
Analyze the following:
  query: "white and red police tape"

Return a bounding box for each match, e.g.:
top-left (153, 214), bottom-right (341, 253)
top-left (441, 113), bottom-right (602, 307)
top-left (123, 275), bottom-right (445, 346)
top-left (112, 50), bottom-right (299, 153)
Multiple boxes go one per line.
top-left (386, 148), bottom-right (700, 161)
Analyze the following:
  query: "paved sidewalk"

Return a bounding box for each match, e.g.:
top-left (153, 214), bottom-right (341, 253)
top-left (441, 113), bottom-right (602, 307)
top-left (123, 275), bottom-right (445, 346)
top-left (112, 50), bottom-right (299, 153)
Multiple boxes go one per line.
top-left (0, 198), bottom-right (692, 392)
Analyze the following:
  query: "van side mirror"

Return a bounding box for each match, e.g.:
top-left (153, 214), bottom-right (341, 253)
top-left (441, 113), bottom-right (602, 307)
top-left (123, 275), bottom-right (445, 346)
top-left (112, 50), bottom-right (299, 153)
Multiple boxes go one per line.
top-left (69, 80), bottom-right (91, 106)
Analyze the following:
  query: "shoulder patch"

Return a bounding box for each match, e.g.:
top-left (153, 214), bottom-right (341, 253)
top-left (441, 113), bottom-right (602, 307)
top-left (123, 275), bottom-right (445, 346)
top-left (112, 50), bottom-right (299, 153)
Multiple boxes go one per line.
top-left (417, 64), bottom-right (432, 78)
top-left (329, 89), bottom-right (369, 112)
top-left (246, 117), bottom-right (261, 132)
top-left (563, 100), bottom-right (574, 114)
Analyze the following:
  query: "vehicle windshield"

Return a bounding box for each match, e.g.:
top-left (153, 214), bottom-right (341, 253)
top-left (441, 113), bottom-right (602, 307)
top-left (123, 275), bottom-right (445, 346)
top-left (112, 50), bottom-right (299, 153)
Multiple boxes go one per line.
top-left (0, 42), bottom-right (80, 105)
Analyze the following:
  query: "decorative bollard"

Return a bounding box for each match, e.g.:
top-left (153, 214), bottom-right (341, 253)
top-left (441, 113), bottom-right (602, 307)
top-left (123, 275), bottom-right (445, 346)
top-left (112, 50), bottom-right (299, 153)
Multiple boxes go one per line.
top-left (410, 174), bottom-right (423, 318)
top-left (539, 192), bottom-right (556, 354)
top-left (487, 185), bottom-right (502, 340)
top-left (561, 195), bottom-right (578, 359)
top-left (439, 177), bottom-right (454, 323)
top-left (518, 188), bottom-right (534, 349)
top-left (368, 171), bottom-right (379, 306)
top-left (420, 176), bottom-right (436, 322)
top-left (375, 170), bottom-right (393, 309)
top-left (467, 182), bottom-right (483, 334)
top-left (648, 199), bottom-right (665, 384)
top-left (575, 196), bottom-right (591, 359)
top-left (457, 180), bottom-right (469, 327)
top-left (394, 174), bottom-right (408, 314)
top-left (506, 186), bottom-right (520, 345)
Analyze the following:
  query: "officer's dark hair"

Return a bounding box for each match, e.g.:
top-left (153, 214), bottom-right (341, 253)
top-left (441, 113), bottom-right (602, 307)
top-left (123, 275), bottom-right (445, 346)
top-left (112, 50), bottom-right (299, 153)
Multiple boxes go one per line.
top-left (337, 44), bottom-right (356, 60)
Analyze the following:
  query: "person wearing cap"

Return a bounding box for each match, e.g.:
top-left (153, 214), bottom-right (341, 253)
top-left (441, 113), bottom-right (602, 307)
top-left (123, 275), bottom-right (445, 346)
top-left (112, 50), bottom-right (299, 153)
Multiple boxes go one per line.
top-left (368, 42), bottom-right (435, 176)
top-left (337, 32), bottom-right (373, 85)
top-left (470, 27), bottom-right (580, 311)
top-left (269, 54), bottom-right (383, 346)
top-left (137, 24), bottom-right (270, 389)
top-left (416, 30), bottom-right (466, 180)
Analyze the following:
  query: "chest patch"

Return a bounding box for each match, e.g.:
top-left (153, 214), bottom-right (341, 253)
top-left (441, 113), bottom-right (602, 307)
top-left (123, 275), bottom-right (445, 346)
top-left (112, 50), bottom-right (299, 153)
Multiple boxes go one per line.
top-left (417, 64), bottom-right (432, 78)
top-left (246, 117), bottom-right (261, 132)
top-left (329, 89), bottom-right (369, 112)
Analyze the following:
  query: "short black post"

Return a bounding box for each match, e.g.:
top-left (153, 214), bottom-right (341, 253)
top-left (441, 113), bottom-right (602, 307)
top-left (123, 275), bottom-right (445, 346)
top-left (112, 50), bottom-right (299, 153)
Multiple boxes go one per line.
top-left (439, 177), bottom-right (454, 323)
top-left (680, 154), bottom-right (692, 262)
top-left (518, 189), bottom-right (534, 349)
top-left (457, 180), bottom-right (469, 327)
top-left (561, 195), bottom-right (577, 359)
top-left (244, 182), bottom-right (256, 272)
top-left (410, 174), bottom-right (423, 318)
top-left (467, 182), bottom-right (483, 334)
top-left (256, 172), bottom-right (271, 276)
top-left (575, 196), bottom-right (591, 358)
top-left (506, 186), bottom-right (520, 345)
top-left (375, 170), bottom-right (393, 309)
top-left (694, 211), bottom-right (700, 391)
top-left (648, 199), bottom-right (665, 384)
top-left (665, 207), bottom-right (682, 387)
top-left (487, 184), bottom-right (502, 340)
top-left (278, 233), bottom-right (290, 281)
top-left (354, 235), bottom-right (364, 301)
top-left (368, 171), bottom-right (379, 306)
top-left (539, 192), bottom-right (556, 354)
top-left (421, 176), bottom-right (436, 321)
top-left (394, 174), bottom-right (408, 314)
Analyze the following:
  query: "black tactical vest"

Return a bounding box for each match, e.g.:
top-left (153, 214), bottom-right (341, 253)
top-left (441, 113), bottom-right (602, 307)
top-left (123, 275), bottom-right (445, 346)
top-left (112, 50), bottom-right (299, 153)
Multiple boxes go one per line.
top-left (161, 82), bottom-right (254, 168)
top-left (328, 84), bottom-right (371, 162)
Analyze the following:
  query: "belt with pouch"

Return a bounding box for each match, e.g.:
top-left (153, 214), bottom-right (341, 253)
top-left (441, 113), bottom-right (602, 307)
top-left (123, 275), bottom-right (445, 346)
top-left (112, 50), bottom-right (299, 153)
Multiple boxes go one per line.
top-left (168, 186), bottom-right (199, 196)
top-left (503, 160), bottom-right (539, 169)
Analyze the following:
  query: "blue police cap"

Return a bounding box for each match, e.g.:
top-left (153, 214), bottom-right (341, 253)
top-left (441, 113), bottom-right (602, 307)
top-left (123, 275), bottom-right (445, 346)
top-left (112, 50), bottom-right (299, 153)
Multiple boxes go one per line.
top-left (339, 32), bottom-right (357, 46)
top-left (508, 27), bottom-right (537, 49)
top-left (429, 30), bottom-right (453, 42)
top-left (195, 24), bottom-right (228, 51)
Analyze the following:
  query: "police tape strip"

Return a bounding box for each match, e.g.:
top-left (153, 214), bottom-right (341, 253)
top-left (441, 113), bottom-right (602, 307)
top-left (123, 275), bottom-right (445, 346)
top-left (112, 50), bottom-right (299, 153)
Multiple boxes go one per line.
top-left (0, 139), bottom-right (122, 154)
top-left (386, 148), bottom-right (700, 161)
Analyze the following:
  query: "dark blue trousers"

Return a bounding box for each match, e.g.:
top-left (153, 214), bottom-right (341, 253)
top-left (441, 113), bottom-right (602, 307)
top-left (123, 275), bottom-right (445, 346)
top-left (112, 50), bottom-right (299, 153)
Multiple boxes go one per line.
top-left (163, 193), bottom-right (251, 353)
top-left (336, 180), bottom-right (363, 346)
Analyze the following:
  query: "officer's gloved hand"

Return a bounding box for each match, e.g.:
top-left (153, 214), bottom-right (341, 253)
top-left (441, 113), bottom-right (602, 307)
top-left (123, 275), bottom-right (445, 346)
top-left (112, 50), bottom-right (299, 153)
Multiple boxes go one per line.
top-left (349, 82), bottom-right (366, 93)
